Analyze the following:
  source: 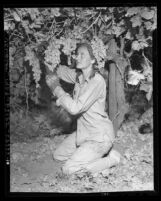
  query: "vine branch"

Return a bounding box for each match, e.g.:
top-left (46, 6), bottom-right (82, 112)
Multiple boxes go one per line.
top-left (24, 66), bottom-right (29, 116)
top-left (142, 50), bottom-right (152, 67)
top-left (81, 12), bottom-right (101, 34)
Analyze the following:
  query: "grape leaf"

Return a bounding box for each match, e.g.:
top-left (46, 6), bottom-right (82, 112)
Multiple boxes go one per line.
top-left (141, 9), bottom-right (154, 20)
top-left (127, 70), bottom-right (145, 85)
top-left (51, 8), bottom-right (61, 17)
top-left (130, 15), bottom-right (142, 27)
top-left (105, 29), bottom-right (113, 35)
top-left (96, 7), bottom-right (106, 10)
top-left (125, 7), bottom-right (140, 17)
top-left (4, 21), bottom-right (10, 31)
top-left (28, 8), bottom-right (40, 21)
top-left (104, 15), bottom-right (112, 22)
top-left (132, 40), bottom-right (141, 51)
top-left (13, 11), bottom-right (21, 22)
top-left (113, 25), bottom-right (125, 37)
top-left (139, 41), bottom-right (148, 48)
top-left (139, 82), bottom-right (150, 92)
top-left (108, 7), bottom-right (114, 13)
top-left (125, 31), bottom-right (132, 40)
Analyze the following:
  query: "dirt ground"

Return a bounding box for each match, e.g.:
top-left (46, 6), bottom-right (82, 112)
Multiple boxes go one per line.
top-left (10, 109), bottom-right (153, 193)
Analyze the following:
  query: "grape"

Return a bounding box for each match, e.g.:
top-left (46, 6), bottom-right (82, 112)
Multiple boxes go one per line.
top-left (91, 36), bottom-right (106, 69)
top-left (44, 40), bottom-right (61, 72)
top-left (62, 38), bottom-right (77, 56)
top-left (44, 36), bottom-right (106, 71)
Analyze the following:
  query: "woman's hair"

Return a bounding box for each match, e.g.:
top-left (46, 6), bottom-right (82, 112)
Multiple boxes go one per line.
top-left (75, 42), bottom-right (100, 82)
top-left (76, 42), bottom-right (96, 61)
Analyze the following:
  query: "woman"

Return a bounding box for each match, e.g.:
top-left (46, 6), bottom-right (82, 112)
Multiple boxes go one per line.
top-left (46, 43), bottom-right (121, 176)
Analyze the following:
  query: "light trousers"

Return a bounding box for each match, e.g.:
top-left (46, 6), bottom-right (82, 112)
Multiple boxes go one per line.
top-left (54, 132), bottom-right (120, 175)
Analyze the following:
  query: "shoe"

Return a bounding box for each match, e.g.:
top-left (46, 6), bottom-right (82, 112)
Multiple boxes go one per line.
top-left (108, 149), bottom-right (121, 166)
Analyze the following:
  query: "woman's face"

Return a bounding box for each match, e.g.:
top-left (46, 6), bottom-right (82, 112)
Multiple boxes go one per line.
top-left (76, 46), bottom-right (95, 69)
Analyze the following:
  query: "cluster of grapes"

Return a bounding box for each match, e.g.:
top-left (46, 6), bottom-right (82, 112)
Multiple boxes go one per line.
top-left (44, 36), bottom-right (108, 70)
top-left (44, 40), bottom-right (61, 72)
top-left (71, 28), bottom-right (84, 40)
top-left (61, 38), bottom-right (77, 65)
top-left (62, 38), bottom-right (77, 55)
top-left (25, 46), bottom-right (41, 88)
top-left (91, 36), bottom-right (107, 69)
top-left (44, 37), bottom-right (78, 69)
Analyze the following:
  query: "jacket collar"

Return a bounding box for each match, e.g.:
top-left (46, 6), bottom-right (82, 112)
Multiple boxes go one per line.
top-left (78, 70), bottom-right (96, 84)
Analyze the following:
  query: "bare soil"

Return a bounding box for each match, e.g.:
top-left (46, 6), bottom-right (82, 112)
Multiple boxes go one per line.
top-left (10, 109), bottom-right (153, 193)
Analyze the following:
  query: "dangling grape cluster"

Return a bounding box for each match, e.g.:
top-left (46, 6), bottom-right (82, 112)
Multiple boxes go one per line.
top-left (61, 38), bottom-right (77, 65)
top-left (25, 46), bottom-right (41, 88)
top-left (71, 27), bottom-right (84, 40)
top-left (91, 36), bottom-right (107, 69)
top-left (44, 40), bottom-right (61, 72)
top-left (44, 36), bottom-right (107, 70)
top-left (62, 38), bottom-right (77, 55)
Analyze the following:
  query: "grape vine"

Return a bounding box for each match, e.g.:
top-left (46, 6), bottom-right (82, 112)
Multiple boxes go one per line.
top-left (44, 39), bottom-right (61, 72)
top-left (4, 6), bottom-right (156, 112)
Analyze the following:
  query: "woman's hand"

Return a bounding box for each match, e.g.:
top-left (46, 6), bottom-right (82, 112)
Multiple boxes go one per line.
top-left (56, 98), bottom-right (61, 106)
top-left (54, 86), bottom-right (66, 98)
top-left (46, 74), bottom-right (61, 92)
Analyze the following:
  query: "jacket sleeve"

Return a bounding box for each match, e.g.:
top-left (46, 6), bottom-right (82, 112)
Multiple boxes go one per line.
top-left (56, 74), bottom-right (105, 115)
top-left (56, 65), bottom-right (77, 84)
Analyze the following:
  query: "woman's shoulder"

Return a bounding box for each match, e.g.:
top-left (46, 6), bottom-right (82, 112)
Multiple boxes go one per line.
top-left (93, 72), bottom-right (106, 85)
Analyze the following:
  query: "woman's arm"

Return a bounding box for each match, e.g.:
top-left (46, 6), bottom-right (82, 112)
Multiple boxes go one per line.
top-left (56, 65), bottom-right (77, 84)
top-left (55, 74), bottom-right (105, 115)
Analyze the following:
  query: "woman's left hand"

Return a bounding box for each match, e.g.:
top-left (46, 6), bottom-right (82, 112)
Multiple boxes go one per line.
top-left (54, 86), bottom-right (66, 98)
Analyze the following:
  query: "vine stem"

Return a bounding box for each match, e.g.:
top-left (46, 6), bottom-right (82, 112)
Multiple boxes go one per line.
top-left (142, 51), bottom-right (152, 67)
top-left (55, 19), bottom-right (68, 37)
top-left (124, 49), bottom-right (134, 58)
top-left (99, 14), bottom-right (106, 24)
top-left (13, 102), bottom-right (33, 114)
top-left (81, 12), bottom-right (101, 34)
top-left (9, 32), bottom-right (24, 40)
top-left (88, 12), bottom-right (98, 21)
top-left (48, 16), bottom-right (56, 38)
top-left (24, 66), bottom-right (29, 116)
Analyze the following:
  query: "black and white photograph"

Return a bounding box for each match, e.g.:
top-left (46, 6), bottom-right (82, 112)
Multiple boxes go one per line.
top-left (3, 6), bottom-right (157, 194)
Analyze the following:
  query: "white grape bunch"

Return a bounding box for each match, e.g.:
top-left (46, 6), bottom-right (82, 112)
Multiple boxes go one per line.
top-left (91, 36), bottom-right (107, 69)
top-left (62, 38), bottom-right (77, 55)
top-left (44, 39), bottom-right (61, 72)
top-left (61, 37), bottom-right (77, 65)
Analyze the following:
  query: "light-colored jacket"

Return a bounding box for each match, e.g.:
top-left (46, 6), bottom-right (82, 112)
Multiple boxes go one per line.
top-left (56, 65), bottom-right (115, 146)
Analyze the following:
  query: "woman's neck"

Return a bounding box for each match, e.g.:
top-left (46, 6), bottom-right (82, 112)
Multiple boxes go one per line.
top-left (82, 66), bottom-right (93, 81)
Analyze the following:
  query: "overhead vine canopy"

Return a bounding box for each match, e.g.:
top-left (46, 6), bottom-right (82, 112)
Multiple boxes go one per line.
top-left (4, 7), bottom-right (156, 110)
